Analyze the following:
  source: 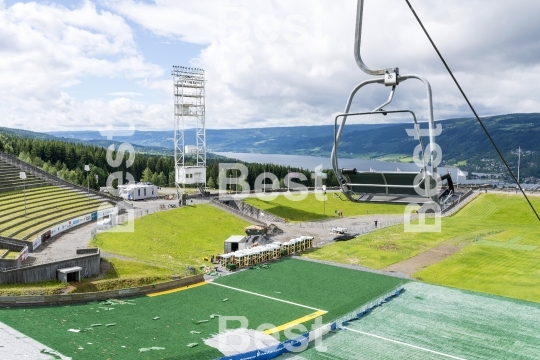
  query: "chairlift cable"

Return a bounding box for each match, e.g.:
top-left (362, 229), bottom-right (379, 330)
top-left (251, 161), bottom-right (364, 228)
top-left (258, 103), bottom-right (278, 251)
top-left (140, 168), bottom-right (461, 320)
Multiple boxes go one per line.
top-left (404, 0), bottom-right (540, 221)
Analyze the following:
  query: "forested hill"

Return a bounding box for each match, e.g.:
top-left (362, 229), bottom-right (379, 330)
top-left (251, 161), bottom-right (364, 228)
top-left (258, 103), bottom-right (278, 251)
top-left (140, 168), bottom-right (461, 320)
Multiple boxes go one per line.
top-left (45, 114), bottom-right (540, 158)
top-left (0, 126), bottom-right (172, 155)
top-left (0, 130), bottom-right (332, 192)
top-left (44, 113), bottom-right (540, 178)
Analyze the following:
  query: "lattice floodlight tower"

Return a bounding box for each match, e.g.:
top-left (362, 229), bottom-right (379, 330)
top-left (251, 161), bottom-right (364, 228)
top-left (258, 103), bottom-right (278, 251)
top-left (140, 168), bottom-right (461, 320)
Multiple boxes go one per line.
top-left (331, 0), bottom-right (455, 206)
top-left (172, 66), bottom-right (206, 194)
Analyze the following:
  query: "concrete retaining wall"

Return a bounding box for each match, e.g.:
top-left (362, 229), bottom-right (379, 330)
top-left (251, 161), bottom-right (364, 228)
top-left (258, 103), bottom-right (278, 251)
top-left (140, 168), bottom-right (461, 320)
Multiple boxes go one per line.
top-left (0, 236), bottom-right (30, 249)
top-left (0, 250), bottom-right (100, 284)
top-left (0, 274), bottom-right (204, 307)
top-left (212, 198), bottom-right (285, 224)
top-left (0, 240), bottom-right (26, 268)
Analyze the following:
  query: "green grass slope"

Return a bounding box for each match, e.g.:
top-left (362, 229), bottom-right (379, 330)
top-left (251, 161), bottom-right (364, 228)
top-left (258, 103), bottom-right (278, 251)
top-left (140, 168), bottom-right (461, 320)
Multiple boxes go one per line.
top-left (303, 194), bottom-right (540, 302)
top-left (91, 204), bottom-right (250, 275)
top-left (244, 193), bottom-right (406, 222)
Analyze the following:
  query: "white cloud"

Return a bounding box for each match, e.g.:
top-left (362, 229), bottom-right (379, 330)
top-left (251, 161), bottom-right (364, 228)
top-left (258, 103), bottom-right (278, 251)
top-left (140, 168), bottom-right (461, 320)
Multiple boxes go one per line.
top-left (105, 0), bottom-right (218, 44)
top-left (105, 0), bottom-right (540, 129)
top-left (0, 0), bottom-right (164, 130)
top-left (4, 0), bottom-right (540, 132)
top-left (108, 91), bottom-right (143, 96)
top-left (3, 91), bottom-right (171, 131)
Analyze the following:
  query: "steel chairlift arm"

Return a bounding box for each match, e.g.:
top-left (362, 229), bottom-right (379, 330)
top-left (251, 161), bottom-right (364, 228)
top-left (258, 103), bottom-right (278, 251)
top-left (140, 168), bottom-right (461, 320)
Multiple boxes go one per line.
top-left (351, 0), bottom-right (437, 169)
top-left (331, 0), bottom-right (439, 202)
top-left (355, 0), bottom-right (399, 84)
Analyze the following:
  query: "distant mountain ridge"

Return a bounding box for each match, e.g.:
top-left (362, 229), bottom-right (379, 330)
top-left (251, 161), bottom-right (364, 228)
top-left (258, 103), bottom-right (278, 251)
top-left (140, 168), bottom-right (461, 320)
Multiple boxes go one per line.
top-left (46, 113), bottom-right (540, 158)
top-left (46, 124), bottom-right (394, 153)
top-left (3, 113), bottom-right (540, 177)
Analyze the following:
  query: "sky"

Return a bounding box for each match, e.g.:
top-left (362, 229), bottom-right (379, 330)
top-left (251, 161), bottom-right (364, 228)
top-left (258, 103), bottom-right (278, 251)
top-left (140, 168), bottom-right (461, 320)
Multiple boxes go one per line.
top-left (1, 0), bottom-right (540, 132)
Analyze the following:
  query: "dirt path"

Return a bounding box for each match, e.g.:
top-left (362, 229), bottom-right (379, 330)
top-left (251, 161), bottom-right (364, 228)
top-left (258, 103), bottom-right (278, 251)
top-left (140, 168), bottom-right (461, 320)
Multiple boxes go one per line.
top-left (382, 244), bottom-right (463, 276)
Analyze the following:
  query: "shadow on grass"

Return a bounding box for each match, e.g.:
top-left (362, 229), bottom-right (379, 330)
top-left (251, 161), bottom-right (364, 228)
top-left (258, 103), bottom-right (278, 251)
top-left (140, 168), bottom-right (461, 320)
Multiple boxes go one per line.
top-left (297, 248), bottom-right (321, 256)
top-left (70, 259), bottom-right (120, 293)
top-left (263, 204), bottom-right (334, 222)
top-left (102, 260), bottom-right (119, 280)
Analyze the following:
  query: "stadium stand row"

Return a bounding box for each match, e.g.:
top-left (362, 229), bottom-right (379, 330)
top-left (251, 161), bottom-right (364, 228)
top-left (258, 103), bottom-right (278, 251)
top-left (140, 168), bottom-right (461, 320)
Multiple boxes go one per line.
top-left (0, 153), bottom-right (117, 242)
top-left (0, 161), bottom-right (44, 192)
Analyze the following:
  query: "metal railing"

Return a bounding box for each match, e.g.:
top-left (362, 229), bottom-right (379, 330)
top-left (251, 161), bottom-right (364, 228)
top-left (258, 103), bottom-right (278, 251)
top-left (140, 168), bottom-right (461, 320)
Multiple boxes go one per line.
top-left (442, 190), bottom-right (478, 216)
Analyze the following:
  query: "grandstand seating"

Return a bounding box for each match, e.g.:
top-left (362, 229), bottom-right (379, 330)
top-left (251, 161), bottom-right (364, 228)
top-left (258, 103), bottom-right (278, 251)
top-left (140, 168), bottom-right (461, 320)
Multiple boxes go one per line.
top-left (0, 161), bottom-right (46, 192)
top-left (0, 156), bottom-right (116, 242)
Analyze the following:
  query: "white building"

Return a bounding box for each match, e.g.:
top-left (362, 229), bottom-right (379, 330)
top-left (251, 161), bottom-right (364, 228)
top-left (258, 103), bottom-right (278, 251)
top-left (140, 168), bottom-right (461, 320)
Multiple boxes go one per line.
top-left (118, 182), bottom-right (158, 201)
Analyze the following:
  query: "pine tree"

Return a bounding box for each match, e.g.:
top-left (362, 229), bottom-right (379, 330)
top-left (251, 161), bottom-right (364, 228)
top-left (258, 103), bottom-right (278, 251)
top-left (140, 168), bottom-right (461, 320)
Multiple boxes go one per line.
top-left (141, 167), bottom-right (153, 182)
top-left (157, 171), bottom-right (167, 186)
top-left (168, 171), bottom-right (175, 187)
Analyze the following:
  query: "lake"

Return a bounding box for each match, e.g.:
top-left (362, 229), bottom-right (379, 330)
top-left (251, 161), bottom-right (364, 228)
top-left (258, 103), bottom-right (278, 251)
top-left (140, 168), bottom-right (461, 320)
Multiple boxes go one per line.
top-left (215, 152), bottom-right (464, 179)
top-left (214, 152), bottom-right (531, 188)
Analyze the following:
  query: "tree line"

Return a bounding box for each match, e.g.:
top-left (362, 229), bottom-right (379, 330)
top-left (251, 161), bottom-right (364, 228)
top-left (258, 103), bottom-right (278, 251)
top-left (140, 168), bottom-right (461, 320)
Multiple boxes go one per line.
top-left (0, 133), bottom-right (338, 191)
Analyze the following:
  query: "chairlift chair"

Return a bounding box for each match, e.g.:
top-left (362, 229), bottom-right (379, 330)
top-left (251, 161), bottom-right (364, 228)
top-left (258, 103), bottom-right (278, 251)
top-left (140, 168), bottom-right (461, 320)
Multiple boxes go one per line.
top-left (331, 0), bottom-right (454, 205)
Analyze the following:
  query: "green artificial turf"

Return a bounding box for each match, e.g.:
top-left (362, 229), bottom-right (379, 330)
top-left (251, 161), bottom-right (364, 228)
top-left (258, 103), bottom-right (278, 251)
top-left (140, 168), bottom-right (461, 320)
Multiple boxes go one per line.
top-left (0, 258), bottom-right (405, 359)
top-left (214, 258), bottom-right (406, 324)
top-left (295, 282), bottom-right (540, 359)
top-left (244, 193), bottom-right (407, 222)
top-left (0, 284), bottom-right (311, 360)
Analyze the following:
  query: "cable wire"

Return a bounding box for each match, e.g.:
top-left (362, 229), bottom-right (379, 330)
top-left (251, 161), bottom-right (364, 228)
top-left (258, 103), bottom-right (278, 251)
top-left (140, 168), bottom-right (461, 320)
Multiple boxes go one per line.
top-left (404, 0), bottom-right (540, 221)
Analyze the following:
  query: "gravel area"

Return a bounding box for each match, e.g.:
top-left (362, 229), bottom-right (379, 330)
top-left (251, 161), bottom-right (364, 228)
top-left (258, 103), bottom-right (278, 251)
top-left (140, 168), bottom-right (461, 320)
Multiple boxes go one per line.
top-left (269, 214), bottom-right (403, 246)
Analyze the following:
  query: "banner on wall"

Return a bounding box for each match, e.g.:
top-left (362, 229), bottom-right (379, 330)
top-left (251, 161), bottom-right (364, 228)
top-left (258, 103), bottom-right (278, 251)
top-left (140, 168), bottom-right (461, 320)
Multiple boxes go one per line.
top-left (97, 207), bottom-right (118, 218)
top-left (32, 236), bottom-right (42, 251)
top-left (39, 212), bottom-right (96, 243)
top-left (32, 209), bottom-right (115, 251)
top-left (21, 246), bottom-right (29, 263)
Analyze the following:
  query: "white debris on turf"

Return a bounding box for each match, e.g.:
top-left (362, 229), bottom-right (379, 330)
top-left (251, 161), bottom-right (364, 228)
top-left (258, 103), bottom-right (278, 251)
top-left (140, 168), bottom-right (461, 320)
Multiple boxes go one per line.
top-left (139, 346), bottom-right (165, 352)
top-left (204, 328), bottom-right (280, 357)
top-left (0, 321), bottom-right (72, 360)
top-left (100, 299), bottom-right (135, 306)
